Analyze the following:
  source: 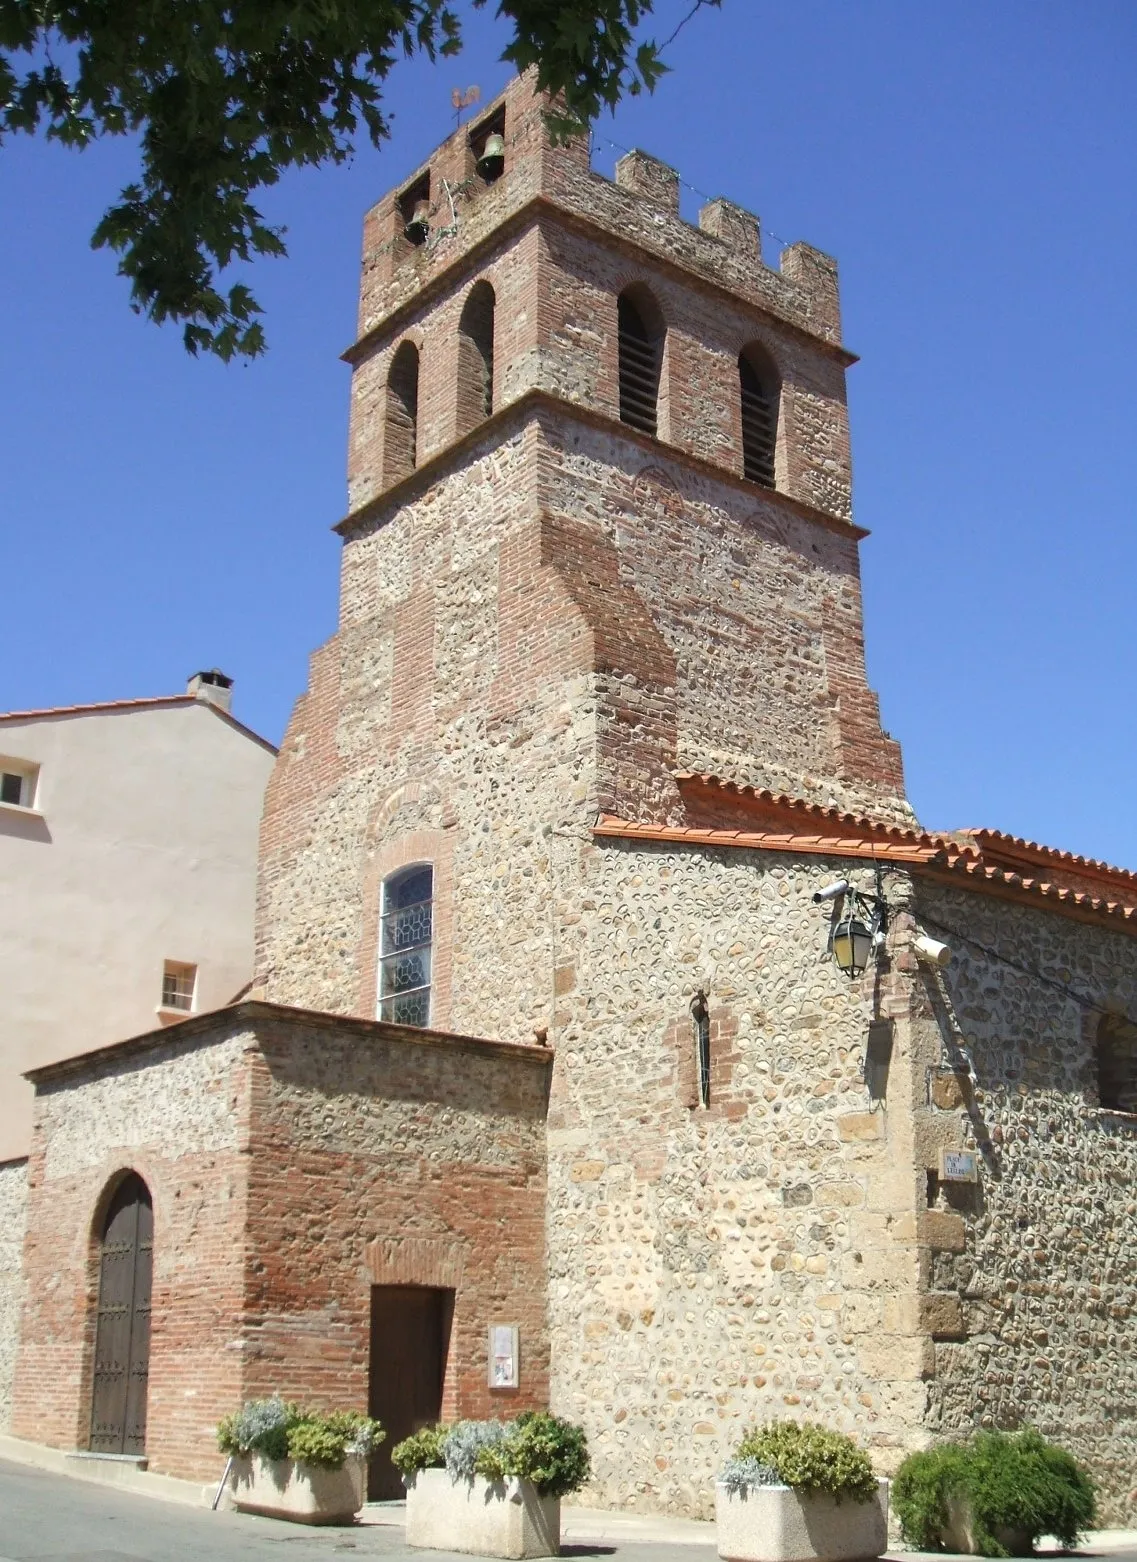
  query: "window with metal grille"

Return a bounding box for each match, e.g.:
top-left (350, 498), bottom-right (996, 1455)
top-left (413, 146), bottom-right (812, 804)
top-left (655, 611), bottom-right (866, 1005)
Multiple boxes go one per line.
top-left (378, 865), bottom-right (433, 1027)
top-left (739, 345), bottom-right (778, 487)
top-left (617, 288), bottom-right (663, 436)
top-left (456, 281), bottom-right (495, 436)
top-left (1097, 1013), bottom-right (1137, 1113)
top-left (160, 960), bottom-right (196, 1012)
top-left (384, 341), bottom-right (420, 483)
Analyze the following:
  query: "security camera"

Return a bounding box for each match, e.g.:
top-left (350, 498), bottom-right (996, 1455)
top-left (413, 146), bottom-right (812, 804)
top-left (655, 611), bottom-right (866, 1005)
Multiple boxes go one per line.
top-left (812, 879), bottom-right (850, 904)
top-left (914, 933), bottom-right (952, 968)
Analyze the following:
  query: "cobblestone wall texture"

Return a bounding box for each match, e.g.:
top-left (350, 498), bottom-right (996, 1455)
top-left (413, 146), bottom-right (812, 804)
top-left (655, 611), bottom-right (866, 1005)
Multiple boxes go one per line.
top-left (912, 884), bottom-right (1137, 1523)
top-left (258, 395), bottom-right (904, 1017)
top-left (12, 1009), bottom-right (550, 1479)
top-left (11, 1031), bottom-right (250, 1473)
top-left (543, 842), bottom-right (930, 1514)
top-left (0, 1158), bottom-right (28, 1431)
top-left (240, 1011), bottom-right (551, 1427)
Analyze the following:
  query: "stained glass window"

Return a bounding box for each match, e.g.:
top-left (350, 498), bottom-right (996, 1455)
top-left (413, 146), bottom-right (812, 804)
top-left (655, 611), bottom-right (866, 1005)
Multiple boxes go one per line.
top-left (378, 864), bottom-right (433, 1026)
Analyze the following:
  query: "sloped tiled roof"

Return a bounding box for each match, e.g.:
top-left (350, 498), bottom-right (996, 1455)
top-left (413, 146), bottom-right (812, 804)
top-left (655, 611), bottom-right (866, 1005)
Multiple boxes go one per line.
top-left (0, 694), bottom-right (277, 753)
top-left (0, 695), bottom-right (198, 721)
top-left (593, 772), bottom-right (1137, 934)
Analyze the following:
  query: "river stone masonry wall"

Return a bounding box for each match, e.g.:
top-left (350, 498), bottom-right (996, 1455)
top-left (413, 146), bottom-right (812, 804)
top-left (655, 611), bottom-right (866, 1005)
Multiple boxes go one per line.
top-left (12, 1006), bottom-right (551, 1480)
top-left (0, 1158), bottom-right (28, 1431)
top-left (11, 1029), bottom-right (250, 1474)
top-left (911, 883), bottom-right (1137, 1523)
top-left (544, 840), bottom-right (931, 1515)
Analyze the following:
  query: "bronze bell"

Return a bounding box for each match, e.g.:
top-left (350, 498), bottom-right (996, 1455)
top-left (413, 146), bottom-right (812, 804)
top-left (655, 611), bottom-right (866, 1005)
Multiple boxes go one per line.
top-left (476, 132), bottom-right (505, 182)
top-left (403, 199), bottom-right (430, 245)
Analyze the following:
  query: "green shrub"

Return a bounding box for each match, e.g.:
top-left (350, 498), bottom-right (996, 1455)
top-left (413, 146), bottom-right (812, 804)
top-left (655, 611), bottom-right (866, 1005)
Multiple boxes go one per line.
top-left (735, 1422), bottom-right (877, 1505)
top-left (391, 1423), bottom-right (449, 1477)
top-left (216, 1398), bottom-right (383, 1472)
top-left (892, 1430), bottom-right (1097, 1556)
top-left (287, 1410), bottom-right (384, 1469)
top-left (393, 1413), bottom-right (590, 1499)
top-left (479, 1411), bottom-right (591, 1499)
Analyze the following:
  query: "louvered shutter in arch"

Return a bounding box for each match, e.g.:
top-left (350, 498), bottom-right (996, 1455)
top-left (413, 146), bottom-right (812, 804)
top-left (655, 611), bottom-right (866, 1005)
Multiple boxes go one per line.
top-left (617, 290), bottom-right (663, 437)
top-left (739, 347), bottom-right (778, 488)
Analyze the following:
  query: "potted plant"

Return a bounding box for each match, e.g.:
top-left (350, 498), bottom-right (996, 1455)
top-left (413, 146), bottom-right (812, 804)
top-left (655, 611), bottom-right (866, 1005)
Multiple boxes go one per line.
top-left (892, 1429), bottom-right (1096, 1557)
top-left (715, 1421), bottom-right (888, 1562)
top-left (393, 1411), bottom-right (590, 1558)
top-left (218, 1396), bottom-right (384, 1524)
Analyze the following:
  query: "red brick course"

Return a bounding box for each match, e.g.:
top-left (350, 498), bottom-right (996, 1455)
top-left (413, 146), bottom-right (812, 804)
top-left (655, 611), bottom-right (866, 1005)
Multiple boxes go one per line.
top-left (12, 1005), bottom-right (550, 1479)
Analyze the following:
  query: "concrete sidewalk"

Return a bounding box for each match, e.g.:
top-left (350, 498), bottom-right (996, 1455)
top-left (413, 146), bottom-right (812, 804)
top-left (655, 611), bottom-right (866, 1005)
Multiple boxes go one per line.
top-left (1, 1432), bottom-right (1134, 1559)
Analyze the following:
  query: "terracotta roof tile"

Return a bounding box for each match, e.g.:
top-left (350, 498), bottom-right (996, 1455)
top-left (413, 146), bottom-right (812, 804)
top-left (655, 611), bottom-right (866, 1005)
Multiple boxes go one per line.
top-left (594, 772), bottom-right (1137, 935)
top-left (0, 695), bottom-right (198, 721)
top-left (0, 693), bottom-right (278, 754)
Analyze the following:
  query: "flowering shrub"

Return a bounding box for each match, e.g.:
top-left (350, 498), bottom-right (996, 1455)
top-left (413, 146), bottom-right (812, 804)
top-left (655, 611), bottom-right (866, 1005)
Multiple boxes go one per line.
top-left (443, 1420), bottom-right (508, 1482)
top-left (217, 1397), bottom-right (383, 1471)
top-left (719, 1456), bottom-right (780, 1495)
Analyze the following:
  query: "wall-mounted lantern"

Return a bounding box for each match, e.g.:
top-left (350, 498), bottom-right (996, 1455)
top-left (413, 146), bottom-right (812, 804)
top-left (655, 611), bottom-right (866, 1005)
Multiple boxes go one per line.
top-left (814, 869), bottom-right (889, 979)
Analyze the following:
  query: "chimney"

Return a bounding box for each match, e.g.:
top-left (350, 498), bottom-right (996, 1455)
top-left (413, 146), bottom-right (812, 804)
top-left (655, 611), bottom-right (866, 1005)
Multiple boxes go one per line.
top-left (187, 669), bottom-right (234, 713)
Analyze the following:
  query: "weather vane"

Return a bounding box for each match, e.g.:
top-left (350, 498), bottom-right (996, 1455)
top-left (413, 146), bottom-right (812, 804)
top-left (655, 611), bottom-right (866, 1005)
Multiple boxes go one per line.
top-left (451, 85), bottom-right (480, 129)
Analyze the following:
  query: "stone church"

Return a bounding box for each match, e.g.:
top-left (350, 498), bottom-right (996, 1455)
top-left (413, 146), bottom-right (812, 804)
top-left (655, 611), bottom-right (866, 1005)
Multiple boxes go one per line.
top-left (3, 73), bottom-right (1135, 1518)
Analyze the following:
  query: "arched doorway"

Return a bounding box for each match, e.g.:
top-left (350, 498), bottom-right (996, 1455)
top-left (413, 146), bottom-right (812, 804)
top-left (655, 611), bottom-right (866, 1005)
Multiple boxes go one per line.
top-left (89, 1172), bottom-right (153, 1455)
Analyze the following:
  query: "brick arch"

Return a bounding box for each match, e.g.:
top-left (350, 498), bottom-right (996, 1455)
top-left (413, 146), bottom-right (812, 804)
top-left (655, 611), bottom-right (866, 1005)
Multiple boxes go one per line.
top-left (608, 268), bottom-right (673, 326)
top-left (87, 1159), bottom-right (159, 1246)
top-left (365, 1234), bottom-right (468, 1289)
top-left (367, 779), bottom-right (444, 842)
top-left (631, 464), bottom-right (686, 521)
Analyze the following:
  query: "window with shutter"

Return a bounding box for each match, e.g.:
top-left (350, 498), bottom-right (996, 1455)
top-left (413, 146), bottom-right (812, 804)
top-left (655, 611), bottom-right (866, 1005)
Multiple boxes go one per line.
top-left (617, 288), bottom-right (663, 437)
top-left (739, 345), bottom-right (779, 488)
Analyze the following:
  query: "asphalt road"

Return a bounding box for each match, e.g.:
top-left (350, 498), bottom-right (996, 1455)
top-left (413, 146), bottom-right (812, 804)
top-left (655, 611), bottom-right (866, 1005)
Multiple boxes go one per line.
top-left (0, 1459), bottom-right (674, 1562)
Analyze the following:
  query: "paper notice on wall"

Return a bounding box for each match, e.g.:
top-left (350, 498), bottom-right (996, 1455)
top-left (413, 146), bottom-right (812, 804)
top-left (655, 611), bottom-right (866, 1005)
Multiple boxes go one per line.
top-left (939, 1148), bottom-right (979, 1183)
top-left (489, 1324), bottom-right (519, 1389)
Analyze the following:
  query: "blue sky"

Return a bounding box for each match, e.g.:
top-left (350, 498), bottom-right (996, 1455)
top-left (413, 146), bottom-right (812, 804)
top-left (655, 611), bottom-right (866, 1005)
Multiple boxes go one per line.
top-left (2, 2), bottom-right (1134, 865)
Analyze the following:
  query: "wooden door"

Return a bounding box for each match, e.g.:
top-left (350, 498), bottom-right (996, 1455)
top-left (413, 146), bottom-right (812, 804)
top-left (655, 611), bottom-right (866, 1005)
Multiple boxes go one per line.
top-left (89, 1174), bottom-right (153, 1456)
top-left (368, 1285), bottom-right (453, 1500)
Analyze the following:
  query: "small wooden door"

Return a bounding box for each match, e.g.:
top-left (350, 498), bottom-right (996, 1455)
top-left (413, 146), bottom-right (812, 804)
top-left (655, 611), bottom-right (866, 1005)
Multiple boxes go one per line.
top-left (89, 1174), bottom-right (153, 1455)
top-left (368, 1285), bottom-right (453, 1499)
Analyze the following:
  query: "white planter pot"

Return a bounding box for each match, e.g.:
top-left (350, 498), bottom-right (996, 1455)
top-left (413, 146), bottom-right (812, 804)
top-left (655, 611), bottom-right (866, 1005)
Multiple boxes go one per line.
top-left (405, 1466), bottom-right (561, 1558)
top-left (228, 1452), bottom-right (366, 1524)
top-left (943, 1493), bottom-right (1033, 1557)
top-left (716, 1479), bottom-right (889, 1562)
